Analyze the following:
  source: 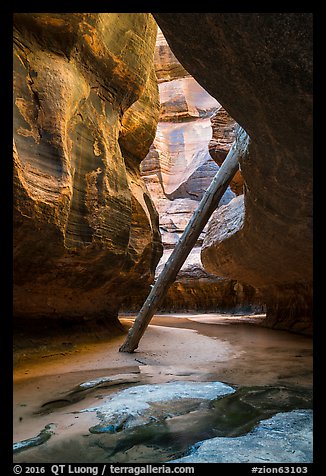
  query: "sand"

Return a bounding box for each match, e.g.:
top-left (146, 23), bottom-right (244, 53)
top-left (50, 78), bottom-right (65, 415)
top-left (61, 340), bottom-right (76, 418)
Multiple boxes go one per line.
top-left (13, 313), bottom-right (313, 462)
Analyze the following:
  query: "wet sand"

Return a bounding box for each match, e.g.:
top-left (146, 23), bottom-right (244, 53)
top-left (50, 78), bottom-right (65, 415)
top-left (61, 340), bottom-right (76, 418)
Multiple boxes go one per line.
top-left (13, 313), bottom-right (313, 462)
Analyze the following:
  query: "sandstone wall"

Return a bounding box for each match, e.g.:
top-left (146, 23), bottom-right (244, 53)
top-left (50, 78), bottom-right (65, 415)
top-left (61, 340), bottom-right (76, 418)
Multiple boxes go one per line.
top-left (209, 110), bottom-right (243, 195)
top-left (154, 13), bottom-right (313, 333)
top-left (136, 29), bottom-right (258, 313)
top-left (141, 29), bottom-right (227, 249)
top-left (13, 13), bottom-right (162, 321)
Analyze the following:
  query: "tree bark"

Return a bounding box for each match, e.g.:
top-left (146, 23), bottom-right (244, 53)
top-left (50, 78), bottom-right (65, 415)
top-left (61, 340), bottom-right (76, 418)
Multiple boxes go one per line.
top-left (119, 126), bottom-right (249, 353)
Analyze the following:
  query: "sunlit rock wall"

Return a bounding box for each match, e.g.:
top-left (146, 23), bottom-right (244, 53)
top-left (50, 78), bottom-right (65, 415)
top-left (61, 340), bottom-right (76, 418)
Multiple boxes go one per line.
top-left (209, 109), bottom-right (243, 195)
top-left (141, 28), bottom-right (229, 249)
top-left (13, 13), bottom-right (162, 322)
top-left (135, 29), bottom-right (258, 313)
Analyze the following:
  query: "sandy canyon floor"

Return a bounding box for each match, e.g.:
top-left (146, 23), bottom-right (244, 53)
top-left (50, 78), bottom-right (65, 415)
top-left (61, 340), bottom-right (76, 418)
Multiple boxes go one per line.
top-left (13, 314), bottom-right (313, 463)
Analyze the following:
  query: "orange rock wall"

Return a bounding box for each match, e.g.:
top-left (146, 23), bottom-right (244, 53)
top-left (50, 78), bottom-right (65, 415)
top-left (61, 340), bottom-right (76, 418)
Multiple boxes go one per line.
top-left (13, 13), bottom-right (162, 321)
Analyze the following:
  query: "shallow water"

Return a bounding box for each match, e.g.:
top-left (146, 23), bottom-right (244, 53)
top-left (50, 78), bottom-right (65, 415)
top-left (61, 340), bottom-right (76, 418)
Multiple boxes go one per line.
top-left (13, 381), bottom-right (312, 463)
top-left (13, 313), bottom-right (313, 463)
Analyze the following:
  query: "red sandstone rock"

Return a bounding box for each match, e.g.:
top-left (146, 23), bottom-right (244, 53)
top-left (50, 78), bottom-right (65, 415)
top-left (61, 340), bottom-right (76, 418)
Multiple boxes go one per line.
top-left (13, 13), bottom-right (162, 321)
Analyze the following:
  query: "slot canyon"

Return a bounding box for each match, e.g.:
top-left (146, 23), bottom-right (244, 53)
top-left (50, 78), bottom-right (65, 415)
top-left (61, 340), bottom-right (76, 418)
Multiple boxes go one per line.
top-left (13, 13), bottom-right (313, 465)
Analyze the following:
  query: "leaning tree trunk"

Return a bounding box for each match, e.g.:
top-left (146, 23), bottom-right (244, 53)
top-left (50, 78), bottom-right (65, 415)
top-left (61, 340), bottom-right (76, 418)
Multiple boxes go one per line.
top-left (119, 126), bottom-right (249, 353)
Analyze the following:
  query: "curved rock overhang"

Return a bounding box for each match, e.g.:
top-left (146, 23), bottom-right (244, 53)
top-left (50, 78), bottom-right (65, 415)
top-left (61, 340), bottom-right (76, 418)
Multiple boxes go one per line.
top-left (153, 13), bottom-right (313, 333)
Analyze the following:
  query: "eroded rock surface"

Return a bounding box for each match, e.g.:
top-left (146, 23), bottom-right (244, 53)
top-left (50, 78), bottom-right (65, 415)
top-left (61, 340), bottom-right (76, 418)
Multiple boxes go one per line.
top-left (171, 410), bottom-right (313, 463)
top-left (136, 29), bottom-right (257, 312)
top-left (82, 381), bottom-right (235, 434)
top-left (141, 28), bottom-right (227, 248)
top-left (14, 378), bottom-right (312, 462)
top-left (13, 14), bottom-right (162, 322)
top-left (13, 424), bottom-right (56, 454)
top-left (209, 109), bottom-right (243, 195)
top-left (156, 247), bottom-right (260, 313)
top-left (154, 13), bottom-right (313, 333)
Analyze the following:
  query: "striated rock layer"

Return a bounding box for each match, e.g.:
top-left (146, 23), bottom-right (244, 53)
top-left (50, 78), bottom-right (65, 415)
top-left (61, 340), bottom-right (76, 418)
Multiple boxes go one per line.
top-left (134, 28), bottom-right (258, 313)
top-left (209, 109), bottom-right (243, 195)
top-left (13, 13), bottom-right (162, 322)
top-left (154, 13), bottom-right (313, 333)
top-left (141, 28), bottom-right (226, 248)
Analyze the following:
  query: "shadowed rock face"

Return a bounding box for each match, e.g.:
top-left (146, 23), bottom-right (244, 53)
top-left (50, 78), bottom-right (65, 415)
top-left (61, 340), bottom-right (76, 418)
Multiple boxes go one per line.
top-left (156, 247), bottom-right (261, 313)
top-left (13, 13), bottom-right (162, 321)
top-left (154, 13), bottom-right (313, 333)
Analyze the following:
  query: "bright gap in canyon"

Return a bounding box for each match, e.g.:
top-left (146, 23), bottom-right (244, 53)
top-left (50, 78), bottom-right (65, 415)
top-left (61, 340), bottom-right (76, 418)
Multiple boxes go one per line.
top-left (13, 14), bottom-right (313, 466)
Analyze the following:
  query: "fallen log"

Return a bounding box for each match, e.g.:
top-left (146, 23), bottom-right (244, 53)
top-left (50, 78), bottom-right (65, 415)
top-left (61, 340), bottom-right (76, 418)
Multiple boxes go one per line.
top-left (119, 126), bottom-right (249, 353)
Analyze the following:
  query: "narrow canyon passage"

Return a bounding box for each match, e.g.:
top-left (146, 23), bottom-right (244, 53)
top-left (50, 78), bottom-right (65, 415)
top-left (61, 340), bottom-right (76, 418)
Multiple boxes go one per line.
top-left (14, 315), bottom-right (312, 463)
top-left (13, 12), bottom-right (313, 466)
